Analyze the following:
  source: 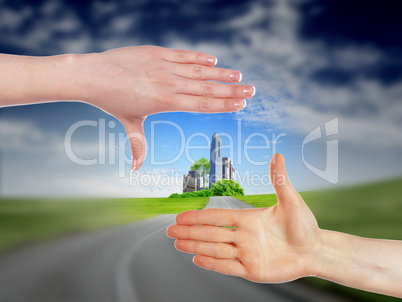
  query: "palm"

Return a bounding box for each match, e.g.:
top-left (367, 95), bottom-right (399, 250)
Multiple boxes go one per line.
top-left (237, 199), bottom-right (319, 282)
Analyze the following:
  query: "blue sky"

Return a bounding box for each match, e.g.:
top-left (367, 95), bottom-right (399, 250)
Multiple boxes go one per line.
top-left (0, 0), bottom-right (401, 197)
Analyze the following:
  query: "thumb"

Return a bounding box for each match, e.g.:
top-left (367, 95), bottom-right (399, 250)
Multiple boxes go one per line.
top-left (123, 118), bottom-right (146, 171)
top-left (269, 153), bottom-right (299, 203)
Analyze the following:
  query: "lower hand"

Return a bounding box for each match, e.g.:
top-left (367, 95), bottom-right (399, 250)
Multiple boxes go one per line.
top-left (167, 154), bottom-right (321, 282)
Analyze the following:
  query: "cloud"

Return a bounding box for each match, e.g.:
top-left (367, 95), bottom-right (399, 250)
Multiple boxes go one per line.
top-left (0, 119), bottom-right (47, 151)
top-left (167, 0), bottom-right (402, 149)
top-left (0, 118), bottom-right (182, 197)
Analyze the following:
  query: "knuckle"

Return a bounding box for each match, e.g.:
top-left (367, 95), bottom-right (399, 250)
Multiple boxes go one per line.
top-left (192, 65), bottom-right (203, 79)
top-left (202, 84), bottom-right (214, 96)
top-left (199, 98), bottom-right (210, 112)
top-left (174, 49), bottom-right (187, 61)
top-left (129, 138), bottom-right (143, 154)
top-left (206, 227), bottom-right (215, 240)
top-left (223, 99), bottom-right (233, 110)
top-left (223, 244), bottom-right (235, 258)
top-left (189, 241), bottom-right (197, 253)
top-left (195, 52), bottom-right (202, 62)
top-left (231, 85), bottom-right (242, 96)
top-left (231, 229), bottom-right (238, 243)
top-left (232, 246), bottom-right (238, 259)
top-left (213, 243), bottom-right (219, 257)
top-left (222, 69), bottom-right (230, 79)
top-left (174, 53), bottom-right (185, 62)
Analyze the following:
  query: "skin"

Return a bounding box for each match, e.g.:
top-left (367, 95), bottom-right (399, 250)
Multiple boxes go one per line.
top-left (0, 46), bottom-right (255, 170)
top-left (167, 154), bottom-right (402, 298)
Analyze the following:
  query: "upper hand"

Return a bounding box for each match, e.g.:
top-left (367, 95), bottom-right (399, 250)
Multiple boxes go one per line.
top-left (81, 46), bottom-right (255, 170)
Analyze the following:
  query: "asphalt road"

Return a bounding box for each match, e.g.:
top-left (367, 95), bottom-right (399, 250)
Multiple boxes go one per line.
top-left (0, 196), bottom-right (348, 302)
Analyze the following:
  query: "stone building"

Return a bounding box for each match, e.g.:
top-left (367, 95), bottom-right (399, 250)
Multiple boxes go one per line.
top-left (183, 170), bottom-right (200, 192)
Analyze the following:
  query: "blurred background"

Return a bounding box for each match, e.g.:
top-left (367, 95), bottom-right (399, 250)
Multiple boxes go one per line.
top-left (0, 0), bottom-right (401, 301)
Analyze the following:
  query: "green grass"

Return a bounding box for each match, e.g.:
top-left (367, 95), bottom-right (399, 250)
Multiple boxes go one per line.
top-left (0, 196), bottom-right (208, 253)
top-left (236, 177), bottom-right (402, 302)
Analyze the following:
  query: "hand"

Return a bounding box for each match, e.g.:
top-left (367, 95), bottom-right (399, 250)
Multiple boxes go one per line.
top-left (167, 154), bottom-right (321, 282)
top-left (81, 46), bottom-right (255, 170)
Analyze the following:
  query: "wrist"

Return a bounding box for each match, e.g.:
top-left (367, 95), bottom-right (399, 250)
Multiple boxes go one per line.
top-left (309, 229), bottom-right (345, 279)
top-left (21, 53), bottom-right (90, 104)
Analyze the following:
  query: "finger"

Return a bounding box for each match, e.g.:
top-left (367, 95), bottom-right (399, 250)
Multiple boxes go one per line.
top-left (193, 255), bottom-right (246, 278)
top-left (166, 225), bottom-right (236, 243)
top-left (123, 118), bottom-right (146, 171)
top-left (173, 94), bottom-right (246, 113)
top-left (176, 209), bottom-right (242, 227)
top-left (175, 240), bottom-right (238, 259)
top-left (176, 79), bottom-right (255, 99)
top-left (172, 64), bottom-right (242, 83)
top-left (269, 153), bottom-right (299, 203)
top-left (162, 48), bottom-right (218, 66)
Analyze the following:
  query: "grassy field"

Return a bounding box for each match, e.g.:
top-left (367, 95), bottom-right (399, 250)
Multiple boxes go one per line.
top-left (236, 177), bottom-right (402, 302)
top-left (0, 196), bottom-right (208, 253)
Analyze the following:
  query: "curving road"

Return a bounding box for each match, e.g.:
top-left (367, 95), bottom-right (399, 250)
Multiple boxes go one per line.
top-left (0, 196), bottom-right (347, 302)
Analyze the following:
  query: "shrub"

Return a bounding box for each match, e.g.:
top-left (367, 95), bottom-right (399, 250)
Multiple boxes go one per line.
top-left (168, 193), bottom-right (181, 198)
top-left (211, 179), bottom-right (244, 196)
top-left (168, 190), bottom-right (213, 198)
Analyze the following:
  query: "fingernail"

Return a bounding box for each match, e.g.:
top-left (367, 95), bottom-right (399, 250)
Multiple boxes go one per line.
top-left (230, 72), bottom-right (242, 82)
top-left (206, 56), bottom-right (217, 65)
top-left (234, 99), bottom-right (246, 109)
top-left (243, 86), bottom-right (256, 97)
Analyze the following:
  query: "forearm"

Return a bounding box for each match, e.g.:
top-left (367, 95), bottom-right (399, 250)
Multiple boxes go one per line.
top-left (0, 53), bottom-right (88, 107)
top-left (313, 230), bottom-right (402, 298)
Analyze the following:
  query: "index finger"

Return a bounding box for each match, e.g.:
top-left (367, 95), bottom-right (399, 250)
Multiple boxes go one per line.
top-left (176, 208), bottom-right (242, 227)
top-left (162, 48), bottom-right (218, 66)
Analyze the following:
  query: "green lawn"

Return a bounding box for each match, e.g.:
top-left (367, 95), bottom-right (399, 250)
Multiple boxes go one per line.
top-left (236, 177), bottom-right (402, 302)
top-left (0, 196), bottom-right (208, 253)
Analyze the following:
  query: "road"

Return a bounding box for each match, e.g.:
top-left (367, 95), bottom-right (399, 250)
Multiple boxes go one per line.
top-left (0, 196), bottom-right (347, 302)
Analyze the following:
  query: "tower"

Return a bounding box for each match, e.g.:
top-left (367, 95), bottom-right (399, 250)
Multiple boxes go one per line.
top-left (209, 133), bottom-right (222, 189)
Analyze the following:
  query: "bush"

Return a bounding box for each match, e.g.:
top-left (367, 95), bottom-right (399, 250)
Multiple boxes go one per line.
top-left (168, 193), bottom-right (181, 198)
top-left (202, 190), bottom-right (212, 197)
top-left (211, 179), bottom-right (244, 196)
top-left (168, 190), bottom-right (212, 198)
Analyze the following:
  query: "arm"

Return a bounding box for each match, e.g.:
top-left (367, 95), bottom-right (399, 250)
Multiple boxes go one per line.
top-left (167, 154), bottom-right (402, 298)
top-left (0, 46), bottom-right (255, 169)
top-left (316, 230), bottom-right (402, 298)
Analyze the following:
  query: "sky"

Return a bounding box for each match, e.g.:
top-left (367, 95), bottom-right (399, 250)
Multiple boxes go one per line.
top-left (0, 0), bottom-right (401, 197)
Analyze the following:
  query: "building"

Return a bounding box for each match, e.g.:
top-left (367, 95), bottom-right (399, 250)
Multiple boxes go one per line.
top-left (183, 170), bottom-right (200, 192)
top-left (188, 170), bottom-right (201, 191)
top-left (209, 133), bottom-right (223, 188)
top-left (222, 157), bottom-right (235, 181)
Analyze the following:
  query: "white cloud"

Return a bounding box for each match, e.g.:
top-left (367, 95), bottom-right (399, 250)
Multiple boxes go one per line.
top-left (166, 0), bottom-right (402, 150)
top-left (0, 0), bottom-right (90, 54)
top-left (0, 6), bottom-right (32, 29)
top-left (0, 118), bottom-right (181, 197)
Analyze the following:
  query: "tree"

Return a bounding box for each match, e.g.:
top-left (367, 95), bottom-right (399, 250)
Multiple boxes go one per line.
top-left (190, 158), bottom-right (210, 189)
top-left (211, 179), bottom-right (244, 196)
